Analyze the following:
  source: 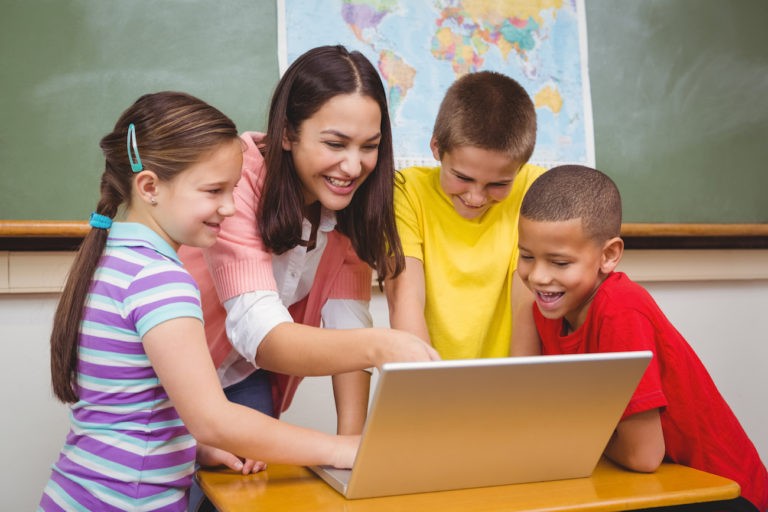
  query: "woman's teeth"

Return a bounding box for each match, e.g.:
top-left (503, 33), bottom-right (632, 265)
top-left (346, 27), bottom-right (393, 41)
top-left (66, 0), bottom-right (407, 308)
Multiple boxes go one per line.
top-left (326, 176), bottom-right (352, 187)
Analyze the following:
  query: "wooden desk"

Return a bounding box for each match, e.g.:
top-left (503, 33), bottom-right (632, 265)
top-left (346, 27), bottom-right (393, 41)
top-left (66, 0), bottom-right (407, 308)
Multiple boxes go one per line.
top-left (197, 458), bottom-right (739, 512)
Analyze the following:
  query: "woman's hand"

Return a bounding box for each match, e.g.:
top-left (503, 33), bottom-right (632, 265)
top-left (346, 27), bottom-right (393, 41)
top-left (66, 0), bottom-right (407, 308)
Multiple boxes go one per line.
top-left (370, 328), bottom-right (441, 367)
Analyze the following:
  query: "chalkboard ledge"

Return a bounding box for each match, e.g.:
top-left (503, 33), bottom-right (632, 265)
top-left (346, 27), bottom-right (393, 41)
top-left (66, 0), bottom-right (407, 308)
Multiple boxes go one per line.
top-left (1, 220), bottom-right (768, 250)
top-left (620, 223), bottom-right (768, 249)
top-left (0, 220), bottom-right (89, 250)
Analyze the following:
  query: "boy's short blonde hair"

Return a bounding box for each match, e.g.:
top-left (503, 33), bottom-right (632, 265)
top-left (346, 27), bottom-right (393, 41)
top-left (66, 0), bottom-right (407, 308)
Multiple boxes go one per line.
top-left (432, 71), bottom-right (537, 163)
top-left (520, 165), bottom-right (622, 243)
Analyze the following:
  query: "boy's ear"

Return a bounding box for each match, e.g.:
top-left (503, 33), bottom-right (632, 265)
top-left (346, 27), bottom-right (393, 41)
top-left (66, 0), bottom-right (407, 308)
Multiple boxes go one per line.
top-left (134, 170), bottom-right (160, 205)
top-left (599, 236), bottom-right (624, 274)
top-left (429, 137), bottom-right (441, 161)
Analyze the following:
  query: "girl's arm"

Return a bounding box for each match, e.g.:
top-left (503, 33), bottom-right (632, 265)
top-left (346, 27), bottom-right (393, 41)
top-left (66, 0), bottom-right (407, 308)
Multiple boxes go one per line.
top-left (510, 271), bottom-right (541, 356)
top-left (384, 256), bottom-right (431, 345)
top-left (143, 317), bottom-right (358, 468)
top-left (604, 408), bottom-right (665, 473)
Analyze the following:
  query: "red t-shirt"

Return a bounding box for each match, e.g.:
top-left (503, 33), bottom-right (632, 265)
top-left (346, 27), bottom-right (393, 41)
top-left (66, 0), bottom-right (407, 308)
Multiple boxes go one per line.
top-left (534, 272), bottom-right (767, 511)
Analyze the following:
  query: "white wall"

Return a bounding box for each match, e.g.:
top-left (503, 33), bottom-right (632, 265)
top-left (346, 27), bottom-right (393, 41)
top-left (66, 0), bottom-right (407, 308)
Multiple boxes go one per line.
top-left (1, 293), bottom-right (71, 511)
top-left (2, 250), bottom-right (767, 510)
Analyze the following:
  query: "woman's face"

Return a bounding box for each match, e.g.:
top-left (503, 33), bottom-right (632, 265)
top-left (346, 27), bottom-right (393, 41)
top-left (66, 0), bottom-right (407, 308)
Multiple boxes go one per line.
top-left (283, 93), bottom-right (382, 211)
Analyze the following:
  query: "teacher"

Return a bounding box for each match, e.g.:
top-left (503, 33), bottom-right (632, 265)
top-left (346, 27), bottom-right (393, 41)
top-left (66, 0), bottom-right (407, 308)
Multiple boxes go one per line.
top-left (179, 45), bottom-right (438, 437)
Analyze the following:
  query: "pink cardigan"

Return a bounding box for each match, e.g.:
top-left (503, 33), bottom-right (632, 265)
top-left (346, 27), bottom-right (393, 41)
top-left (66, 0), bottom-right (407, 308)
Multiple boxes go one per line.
top-left (179, 132), bottom-right (372, 416)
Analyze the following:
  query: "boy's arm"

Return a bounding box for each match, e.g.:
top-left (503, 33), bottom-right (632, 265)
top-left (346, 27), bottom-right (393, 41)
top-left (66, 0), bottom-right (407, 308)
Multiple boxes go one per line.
top-left (604, 408), bottom-right (665, 473)
top-left (510, 271), bottom-right (541, 356)
top-left (332, 371), bottom-right (370, 435)
top-left (321, 299), bottom-right (373, 436)
top-left (385, 256), bottom-right (432, 346)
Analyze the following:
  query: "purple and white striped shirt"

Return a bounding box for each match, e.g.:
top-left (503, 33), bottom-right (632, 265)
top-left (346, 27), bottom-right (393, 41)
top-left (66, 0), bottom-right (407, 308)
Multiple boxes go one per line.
top-left (40, 223), bottom-right (203, 512)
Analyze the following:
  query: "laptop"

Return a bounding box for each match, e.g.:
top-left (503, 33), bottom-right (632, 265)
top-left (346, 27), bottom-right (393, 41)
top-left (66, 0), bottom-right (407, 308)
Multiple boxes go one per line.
top-left (309, 350), bottom-right (652, 499)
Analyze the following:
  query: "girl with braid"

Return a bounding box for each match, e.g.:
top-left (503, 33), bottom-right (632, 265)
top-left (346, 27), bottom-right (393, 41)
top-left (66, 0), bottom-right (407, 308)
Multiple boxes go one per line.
top-left (40, 91), bottom-right (365, 512)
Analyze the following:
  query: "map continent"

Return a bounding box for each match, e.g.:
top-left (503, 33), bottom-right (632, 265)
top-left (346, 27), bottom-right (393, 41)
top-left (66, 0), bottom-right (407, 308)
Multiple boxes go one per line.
top-left (283, 0), bottom-right (593, 167)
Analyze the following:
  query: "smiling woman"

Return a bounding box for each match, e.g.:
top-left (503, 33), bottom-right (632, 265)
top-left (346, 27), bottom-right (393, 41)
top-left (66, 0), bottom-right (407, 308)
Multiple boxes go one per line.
top-left (283, 93), bottom-right (382, 211)
top-left (177, 44), bottom-right (440, 511)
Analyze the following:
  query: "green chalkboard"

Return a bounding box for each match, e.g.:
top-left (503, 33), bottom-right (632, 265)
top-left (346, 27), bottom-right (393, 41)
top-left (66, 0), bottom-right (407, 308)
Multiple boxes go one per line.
top-left (585, 0), bottom-right (768, 223)
top-left (0, 0), bottom-right (279, 221)
top-left (1, 0), bottom-right (767, 223)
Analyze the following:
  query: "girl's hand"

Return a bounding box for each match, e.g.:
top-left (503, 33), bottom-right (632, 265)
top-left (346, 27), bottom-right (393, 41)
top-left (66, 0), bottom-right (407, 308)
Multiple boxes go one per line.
top-left (332, 435), bottom-right (361, 469)
top-left (197, 443), bottom-right (267, 474)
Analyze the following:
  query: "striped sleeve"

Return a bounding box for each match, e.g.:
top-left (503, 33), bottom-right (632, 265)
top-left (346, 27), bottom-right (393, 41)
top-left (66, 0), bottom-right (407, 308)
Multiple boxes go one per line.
top-left (125, 260), bottom-right (203, 338)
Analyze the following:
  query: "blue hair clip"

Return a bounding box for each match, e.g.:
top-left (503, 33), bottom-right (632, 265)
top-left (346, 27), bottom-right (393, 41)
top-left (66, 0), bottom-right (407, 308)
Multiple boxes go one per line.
top-left (89, 212), bottom-right (113, 230)
top-left (127, 123), bottom-right (143, 172)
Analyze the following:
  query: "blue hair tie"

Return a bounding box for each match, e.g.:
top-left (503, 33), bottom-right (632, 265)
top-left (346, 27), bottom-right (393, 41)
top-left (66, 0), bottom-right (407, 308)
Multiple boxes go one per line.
top-left (89, 212), bottom-right (113, 230)
top-left (127, 123), bottom-right (143, 172)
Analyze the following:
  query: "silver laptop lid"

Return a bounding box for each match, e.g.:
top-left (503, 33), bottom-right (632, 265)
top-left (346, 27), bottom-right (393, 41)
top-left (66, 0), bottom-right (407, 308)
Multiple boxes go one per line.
top-left (318, 351), bottom-right (652, 499)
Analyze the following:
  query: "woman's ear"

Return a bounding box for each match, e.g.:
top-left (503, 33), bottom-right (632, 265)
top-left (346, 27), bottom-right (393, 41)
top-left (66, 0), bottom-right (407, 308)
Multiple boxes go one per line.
top-left (281, 127), bottom-right (293, 151)
top-left (600, 236), bottom-right (624, 274)
top-left (133, 170), bottom-right (160, 206)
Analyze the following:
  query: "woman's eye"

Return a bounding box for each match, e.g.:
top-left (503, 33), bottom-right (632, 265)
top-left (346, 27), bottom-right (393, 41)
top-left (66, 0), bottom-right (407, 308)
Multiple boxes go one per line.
top-left (324, 141), bottom-right (344, 149)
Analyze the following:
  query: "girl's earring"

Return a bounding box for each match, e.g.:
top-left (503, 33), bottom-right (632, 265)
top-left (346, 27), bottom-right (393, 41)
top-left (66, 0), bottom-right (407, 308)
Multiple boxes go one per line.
top-left (150, 197), bottom-right (157, 206)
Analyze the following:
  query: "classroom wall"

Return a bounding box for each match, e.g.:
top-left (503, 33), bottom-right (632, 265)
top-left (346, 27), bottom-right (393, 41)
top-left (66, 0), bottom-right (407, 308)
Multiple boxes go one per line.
top-left (1, 251), bottom-right (767, 511)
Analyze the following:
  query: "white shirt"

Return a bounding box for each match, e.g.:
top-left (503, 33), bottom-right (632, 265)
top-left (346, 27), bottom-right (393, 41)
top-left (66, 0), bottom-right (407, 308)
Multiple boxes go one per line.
top-left (218, 207), bottom-right (372, 387)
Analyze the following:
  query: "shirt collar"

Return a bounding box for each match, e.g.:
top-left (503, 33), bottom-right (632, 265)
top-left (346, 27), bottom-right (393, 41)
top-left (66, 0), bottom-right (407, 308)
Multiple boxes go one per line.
top-left (106, 222), bottom-right (182, 265)
top-left (318, 206), bottom-right (337, 233)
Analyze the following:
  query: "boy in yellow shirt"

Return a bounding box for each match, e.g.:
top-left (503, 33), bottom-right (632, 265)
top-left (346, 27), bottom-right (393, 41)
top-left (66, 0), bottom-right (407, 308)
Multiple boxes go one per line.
top-left (385, 71), bottom-right (545, 358)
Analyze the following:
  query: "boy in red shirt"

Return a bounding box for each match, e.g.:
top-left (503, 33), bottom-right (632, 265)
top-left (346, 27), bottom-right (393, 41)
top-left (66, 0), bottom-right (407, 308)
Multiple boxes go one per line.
top-left (515, 165), bottom-right (767, 512)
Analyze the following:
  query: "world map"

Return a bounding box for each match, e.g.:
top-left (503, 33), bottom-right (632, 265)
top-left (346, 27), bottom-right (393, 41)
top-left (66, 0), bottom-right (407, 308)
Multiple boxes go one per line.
top-left (281, 0), bottom-right (594, 168)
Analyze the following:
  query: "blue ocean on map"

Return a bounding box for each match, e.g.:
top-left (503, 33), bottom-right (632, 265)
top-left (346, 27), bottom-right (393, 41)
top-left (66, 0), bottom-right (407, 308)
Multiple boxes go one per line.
top-left (283, 0), bottom-right (593, 167)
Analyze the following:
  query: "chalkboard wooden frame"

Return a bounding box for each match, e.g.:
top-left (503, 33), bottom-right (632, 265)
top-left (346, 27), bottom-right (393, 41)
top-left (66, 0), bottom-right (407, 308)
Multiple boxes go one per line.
top-left (2, 221), bottom-right (767, 251)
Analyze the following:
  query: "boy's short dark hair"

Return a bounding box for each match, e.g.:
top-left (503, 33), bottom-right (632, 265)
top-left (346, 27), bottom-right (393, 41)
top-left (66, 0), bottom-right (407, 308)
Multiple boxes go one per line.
top-left (432, 71), bottom-right (536, 163)
top-left (520, 165), bottom-right (622, 243)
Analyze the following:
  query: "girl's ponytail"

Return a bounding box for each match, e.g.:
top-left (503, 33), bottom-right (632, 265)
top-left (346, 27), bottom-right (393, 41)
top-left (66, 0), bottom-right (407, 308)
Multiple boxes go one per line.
top-left (50, 181), bottom-right (121, 403)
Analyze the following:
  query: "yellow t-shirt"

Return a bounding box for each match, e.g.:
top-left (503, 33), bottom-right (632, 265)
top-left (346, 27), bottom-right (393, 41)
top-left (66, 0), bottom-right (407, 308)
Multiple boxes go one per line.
top-left (393, 164), bottom-right (546, 359)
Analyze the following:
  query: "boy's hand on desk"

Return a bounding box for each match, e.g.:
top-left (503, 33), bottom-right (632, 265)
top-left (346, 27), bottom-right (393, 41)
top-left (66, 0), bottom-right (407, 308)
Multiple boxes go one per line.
top-left (196, 443), bottom-right (267, 474)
